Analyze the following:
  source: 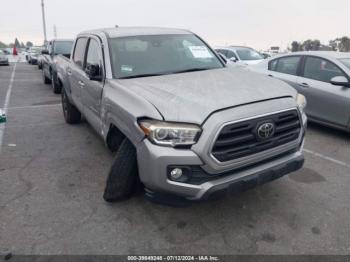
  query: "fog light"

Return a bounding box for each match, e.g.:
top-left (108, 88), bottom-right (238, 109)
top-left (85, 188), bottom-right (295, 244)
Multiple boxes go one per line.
top-left (170, 168), bottom-right (183, 180)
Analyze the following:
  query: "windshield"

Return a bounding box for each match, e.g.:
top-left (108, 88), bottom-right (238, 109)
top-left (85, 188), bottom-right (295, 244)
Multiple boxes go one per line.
top-left (109, 34), bottom-right (224, 79)
top-left (339, 58), bottom-right (350, 70)
top-left (235, 48), bottom-right (263, 61)
top-left (54, 41), bottom-right (73, 55)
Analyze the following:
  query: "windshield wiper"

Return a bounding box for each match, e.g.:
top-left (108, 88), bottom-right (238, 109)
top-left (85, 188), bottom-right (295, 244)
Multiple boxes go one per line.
top-left (171, 67), bottom-right (215, 74)
top-left (118, 73), bottom-right (165, 79)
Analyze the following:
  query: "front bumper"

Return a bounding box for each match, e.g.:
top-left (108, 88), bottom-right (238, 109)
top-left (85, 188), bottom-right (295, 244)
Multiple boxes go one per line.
top-left (30, 58), bottom-right (38, 64)
top-left (137, 139), bottom-right (304, 200)
top-left (136, 97), bottom-right (307, 201)
top-left (0, 60), bottom-right (9, 65)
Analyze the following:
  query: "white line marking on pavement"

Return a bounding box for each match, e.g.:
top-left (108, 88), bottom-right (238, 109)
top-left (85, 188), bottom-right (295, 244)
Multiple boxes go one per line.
top-left (0, 63), bottom-right (17, 153)
top-left (304, 148), bottom-right (350, 169)
top-left (5, 104), bottom-right (61, 110)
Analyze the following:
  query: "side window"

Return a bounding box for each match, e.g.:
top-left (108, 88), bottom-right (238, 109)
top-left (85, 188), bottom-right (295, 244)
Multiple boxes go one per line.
top-left (269, 59), bottom-right (278, 71)
top-left (271, 56), bottom-right (301, 75)
top-left (86, 39), bottom-right (103, 74)
top-left (73, 38), bottom-right (88, 68)
top-left (226, 50), bottom-right (238, 60)
top-left (216, 49), bottom-right (228, 58)
top-left (48, 42), bottom-right (53, 54)
top-left (303, 56), bottom-right (345, 83)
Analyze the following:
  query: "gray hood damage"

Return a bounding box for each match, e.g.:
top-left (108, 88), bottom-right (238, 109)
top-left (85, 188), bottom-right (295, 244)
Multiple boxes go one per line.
top-left (113, 67), bottom-right (296, 124)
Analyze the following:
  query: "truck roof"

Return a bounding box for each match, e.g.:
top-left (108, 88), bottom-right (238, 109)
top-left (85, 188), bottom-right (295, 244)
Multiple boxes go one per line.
top-left (50, 39), bottom-right (74, 42)
top-left (79, 26), bottom-right (193, 38)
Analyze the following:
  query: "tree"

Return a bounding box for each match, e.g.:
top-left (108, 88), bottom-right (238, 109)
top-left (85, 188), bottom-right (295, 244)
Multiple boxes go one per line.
top-left (329, 40), bottom-right (338, 51)
top-left (291, 41), bottom-right (301, 52)
top-left (300, 39), bottom-right (321, 51)
top-left (14, 38), bottom-right (20, 48)
top-left (338, 36), bottom-right (350, 52)
top-left (0, 41), bottom-right (7, 48)
top-left (20, 42), bottom-right (25, 48)
top-left (26, 41), bottom-right (33, 48)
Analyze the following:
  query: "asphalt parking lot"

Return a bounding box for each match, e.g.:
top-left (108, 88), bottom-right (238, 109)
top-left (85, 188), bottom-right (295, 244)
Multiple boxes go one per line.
top-left (0, 61), bottom-right (350, 255)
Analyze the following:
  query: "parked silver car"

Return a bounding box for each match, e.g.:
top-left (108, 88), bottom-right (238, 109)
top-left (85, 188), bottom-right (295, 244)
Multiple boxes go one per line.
top-left (215, 46), bottom-right (264, 65)
top-left (0, 50), bottom-right (9, 65)
top-left (250, 51), bottom-right (350, 132)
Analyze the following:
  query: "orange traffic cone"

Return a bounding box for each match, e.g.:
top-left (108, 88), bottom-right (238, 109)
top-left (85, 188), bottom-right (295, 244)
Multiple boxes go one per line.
top-left (13, 45), bottom-right (18, 56)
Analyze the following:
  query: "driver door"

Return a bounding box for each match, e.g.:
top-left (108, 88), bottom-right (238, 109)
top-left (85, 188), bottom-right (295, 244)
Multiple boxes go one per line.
top-left (82, 37), bottom-right (104, 133)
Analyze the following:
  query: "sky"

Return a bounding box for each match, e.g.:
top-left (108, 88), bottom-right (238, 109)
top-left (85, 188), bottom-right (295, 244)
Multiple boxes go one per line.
top-left (0, 0), bottom-right (349, 50)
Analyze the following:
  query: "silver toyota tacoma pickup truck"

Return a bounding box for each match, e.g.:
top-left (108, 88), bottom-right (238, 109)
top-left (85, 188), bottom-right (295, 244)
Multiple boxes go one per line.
top-left (56, 27), bottom-right (307, 204)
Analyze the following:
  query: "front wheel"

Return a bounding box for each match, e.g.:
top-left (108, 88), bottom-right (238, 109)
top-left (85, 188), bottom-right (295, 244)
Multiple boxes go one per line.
top-left (103, 138), bottom-right (139, 202)
top-left (61, 88), bottom-right (81, 124)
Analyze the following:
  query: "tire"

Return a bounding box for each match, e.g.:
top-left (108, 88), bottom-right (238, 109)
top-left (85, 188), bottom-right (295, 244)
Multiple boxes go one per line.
top-left (61, 88), bottom-right (81, 124)
top-left (52, 73), bottom-right (61, 94)
top-left (103, 138), bottom-right (139, 202)
top-left (43, 69), bottom-right (51, 84)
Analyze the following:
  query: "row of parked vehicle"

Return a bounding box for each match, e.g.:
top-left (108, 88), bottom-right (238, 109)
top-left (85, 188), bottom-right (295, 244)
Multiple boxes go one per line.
top-left (33, 26), bottom-right (347, 205)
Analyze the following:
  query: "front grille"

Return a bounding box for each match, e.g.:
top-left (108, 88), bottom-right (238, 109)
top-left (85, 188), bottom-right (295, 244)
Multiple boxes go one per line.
top-left (211, 109), bottom-right (301, 162)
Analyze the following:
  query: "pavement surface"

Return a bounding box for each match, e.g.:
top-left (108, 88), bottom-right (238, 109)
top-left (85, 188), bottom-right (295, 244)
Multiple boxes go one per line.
top-left (0, 62), bottom-right (350, 255)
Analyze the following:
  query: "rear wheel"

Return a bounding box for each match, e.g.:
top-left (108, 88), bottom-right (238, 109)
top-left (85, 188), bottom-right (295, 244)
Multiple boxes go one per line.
top-left (43, 69), bottom-right (51, 84)
top-left (52, 73), bottom-right (61, 94)
top-left (103, 138), bottom-right (139, 202)
top-left (61, 88), bottom-right (81, 124)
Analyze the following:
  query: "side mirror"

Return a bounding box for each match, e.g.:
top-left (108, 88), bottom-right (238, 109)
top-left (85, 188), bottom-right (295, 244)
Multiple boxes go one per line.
top-left (217, 53), bottom-right (227, 64)
top-left (229, 57), bottom-right (238, 63)
top-left (330, 76), bottom-right (350, 87)
top-left (85, 64), bottom-right (103, 81)
top-left (41, 50), bottom-right (49, 55)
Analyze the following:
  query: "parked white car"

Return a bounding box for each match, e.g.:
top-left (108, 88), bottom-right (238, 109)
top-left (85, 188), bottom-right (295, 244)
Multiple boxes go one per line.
top-left (215, 46), bottom-right (264, 65)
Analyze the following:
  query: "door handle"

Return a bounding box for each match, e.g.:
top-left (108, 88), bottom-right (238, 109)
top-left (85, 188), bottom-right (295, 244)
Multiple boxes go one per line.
top-left (299, 82), bottom-right (309, 88)
top-left (268, 74), bottom-right (274, 77)
top-left (67, 69), bottom-right (72, 76)
top-left (78, 80), bottom-right (85, 88)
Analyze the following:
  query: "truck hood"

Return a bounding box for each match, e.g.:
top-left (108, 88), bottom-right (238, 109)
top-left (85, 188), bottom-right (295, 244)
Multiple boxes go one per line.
top-left (113, 67), bottom-right (296, 124)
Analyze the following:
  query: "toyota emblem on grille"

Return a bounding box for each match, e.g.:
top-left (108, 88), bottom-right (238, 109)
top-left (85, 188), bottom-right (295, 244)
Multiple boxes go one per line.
top-left (257, 122), bottom-right (275, 140)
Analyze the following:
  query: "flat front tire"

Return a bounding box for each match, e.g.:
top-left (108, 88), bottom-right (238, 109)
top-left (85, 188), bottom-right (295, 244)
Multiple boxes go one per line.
top-left (61, 88), bottom-right (81, 124)
top-left (103, 138), bottom-right (139, 202)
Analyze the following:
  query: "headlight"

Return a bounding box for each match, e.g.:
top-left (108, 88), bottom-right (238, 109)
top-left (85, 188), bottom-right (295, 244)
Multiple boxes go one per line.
top-left (296, 93), bottom-right (307, 114)
top-left (139, 120), bottom-right (202, 147)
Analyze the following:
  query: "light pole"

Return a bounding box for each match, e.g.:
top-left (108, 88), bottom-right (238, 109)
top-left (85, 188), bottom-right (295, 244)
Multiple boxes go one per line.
top-left (41, 0), bottom-right (47, 44)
